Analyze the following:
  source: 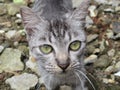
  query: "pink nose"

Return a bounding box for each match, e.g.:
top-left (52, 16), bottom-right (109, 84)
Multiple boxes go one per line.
top-left (58, 63), bottom-right (70, 71)
top-left (56, 59), bottom-right (70, 71)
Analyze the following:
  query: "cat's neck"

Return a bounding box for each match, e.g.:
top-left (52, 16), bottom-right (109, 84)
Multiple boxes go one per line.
top-left (32, 0), bottom-right (73, 20)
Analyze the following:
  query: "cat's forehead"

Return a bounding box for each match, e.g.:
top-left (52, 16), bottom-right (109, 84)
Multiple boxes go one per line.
top-left (47, 19), bottom-right (86, 41)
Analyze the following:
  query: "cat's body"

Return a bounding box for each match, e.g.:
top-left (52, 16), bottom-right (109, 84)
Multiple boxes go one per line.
top-left (20, 0), bottom-right (91, 90)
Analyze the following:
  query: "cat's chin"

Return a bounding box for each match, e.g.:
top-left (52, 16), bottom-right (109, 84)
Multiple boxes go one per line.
top-left (48, 69), bottom-right (74, 77)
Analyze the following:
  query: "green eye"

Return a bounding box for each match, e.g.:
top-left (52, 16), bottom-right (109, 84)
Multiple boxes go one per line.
top-left (69, 41), bottom-right (81, 51)
top-left (40, 45), bottom-right (53, 54)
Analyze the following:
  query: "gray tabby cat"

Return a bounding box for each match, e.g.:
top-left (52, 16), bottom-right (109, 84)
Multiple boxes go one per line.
top-left (20, 0), bottom-right (94, 90)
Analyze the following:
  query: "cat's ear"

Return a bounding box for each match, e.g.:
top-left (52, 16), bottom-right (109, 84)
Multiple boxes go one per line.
top-left (20, 6), bottom-right (40, 27)
top-left (20, 6), bottom-right (46, 38)
top-left (68, 0), bottom-right (90, 22)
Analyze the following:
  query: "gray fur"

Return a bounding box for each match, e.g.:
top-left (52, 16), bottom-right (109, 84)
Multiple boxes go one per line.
top-left (20, 0), bottom-right (91, 90)
top-left (32, 0), bottom-right (73, 20)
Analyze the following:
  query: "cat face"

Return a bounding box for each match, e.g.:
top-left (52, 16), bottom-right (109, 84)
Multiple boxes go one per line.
top-left (20, 0), bottom-right (89, 75)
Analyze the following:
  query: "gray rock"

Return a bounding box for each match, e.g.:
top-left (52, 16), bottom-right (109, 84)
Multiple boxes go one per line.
top-left (13, 0), bottom-right (27, 4)
top-left (84, 54), bottom-right (98, 64)
top-left (16, 13), bottom-right (21, 18)
top-left (105, 66), bottom-right (115, 73)
top-left (18, 45), bottom-right (29, 56)
top-left (112, 33), bottom-right (120, 40)
top-left (99, 39), bottom-right (109, 52)
top-left (0, 0), bottom-right (4, 2)
top-left (6, 3), bottom-right (25, 16)
top-left (106, 29), bottom-right (114, 39)
top-left (114, 71), bottom-right (120, 77)
top-left (94, 0), bottom-right (120, 6)
top-left (107, 49), bottom-right (115, 57)
top-left (112, 22), bottom-right (120, 34)
top-left (115, 6), bottom-right (120, 12)
top-left (93, 48), bottom-right (100, 54)
top-left (0, 4), bottom-right (7, 15)
top-left (0, 48), bottom-right (24, 73)
top-left (94, 0), bottom-right (108, 4)
top-left (86, 45), bottom-right (96, 54)
top-left (5, 30), bottom-right (16, 39)
top-left (88, 5), bottom-right (98, 17)
top-left (87, 34), bottom-right (98, 43)
top-left (115, 61), bottom-right (120, 71)
top-left (15, 19), bottom-right (22, 24)
top-left (0, 30), bottom-right (5, 34)
top-left (104, 8), bottom-right (114, 13)
top-left (0, 45), bottom-right (4, 53)
top-left (94, 55), bottom-right (112, 68)
top-left (5, 73), bottom-right (38, 90)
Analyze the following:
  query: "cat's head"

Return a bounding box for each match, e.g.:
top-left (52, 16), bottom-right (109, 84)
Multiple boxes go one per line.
top-left (20, 0), bottom-right (90, 75)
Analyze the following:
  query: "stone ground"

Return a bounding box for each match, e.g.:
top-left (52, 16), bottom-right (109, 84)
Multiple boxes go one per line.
top-left (0, 0), bottom-right (120, 90)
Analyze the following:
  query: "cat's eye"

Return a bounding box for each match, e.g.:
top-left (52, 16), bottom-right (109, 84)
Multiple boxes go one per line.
top-left (69, 41), bottom-right (81, 51)
top-left (39, 45), bottom-right (53, 54)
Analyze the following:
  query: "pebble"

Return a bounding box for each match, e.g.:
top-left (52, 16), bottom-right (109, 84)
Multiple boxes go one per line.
top-left (86, 45), bottom-right (96, 54)
top-left (112, 22), bottom-right (120, 34)
top-left (0, 30), bottom-right (5, 34)
top-left (84, 54), bottom-right (98, 64)
top-left (0, 45), bottom-right (4, 53)
top-left (87, 34), bottom-right (98, 43)
top-left (5, 30), bottom-right (16, 39)
top-left (103, 78), bottom-right (115, 84)
top-left (112, 33), bottom-right (120, 40)
top-left (94, 0), bottom-right (108, 4)
top-left (114, 71), bottom-right (120, 77)
top-left (6, 3), bottom-right (25, 16)
top-left (95, 0), bottom-right (120, 6)
top-left (93, 48), bottom-right (100, 54)
top-left (15, 19), bottom-right (22, 24)
top-left (0, 48), bottom-right (24, 73)
top-left (106, 29), bottom-right (114, 39)
top-left (94, 55), bottom-right (112, 68)
top-left (0, 0), bottom-right (4, 3)
top-left (13, 0), bottom-right (27, 4)
top-left (107, 49), bottom-right (115, 57)
top-left (18, 45), bottom-right (29, 56)
top-left (115, 61), bottom-right (120, 71)
top-left (105, 66), bottom-right (115, 74)
top-left (0, 4), bottom-right (7, 15)
top-left (88, 5), bottom-right (98, 17)
top-left (16, 13), bottom-right (21, 18)
top-left (104, 8), bottom-right (114, 13)
top-left (5, 73), bottom-right (38, 90)
top-left (115, 6), bottom-right (120, 12)
top-left (99, 39), bottom-right (106, 52)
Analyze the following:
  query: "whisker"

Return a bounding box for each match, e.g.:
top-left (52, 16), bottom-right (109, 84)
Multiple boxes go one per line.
top-left (71, 62), bottom-right (80, 67)
top-left (76, 70), bottom-right (96, 90)
top-left (75, 72), bottom-right (85, 90)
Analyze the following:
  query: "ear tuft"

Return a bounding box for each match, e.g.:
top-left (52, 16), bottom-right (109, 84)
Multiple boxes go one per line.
top-left (20, 6), bottom-right (40, 27)
top-left (70, 0), bottom-right (90, 21)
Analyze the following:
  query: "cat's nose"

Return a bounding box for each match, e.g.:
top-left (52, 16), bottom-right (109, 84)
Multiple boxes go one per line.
top-left (56, 59), bottom-right (70, 71)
